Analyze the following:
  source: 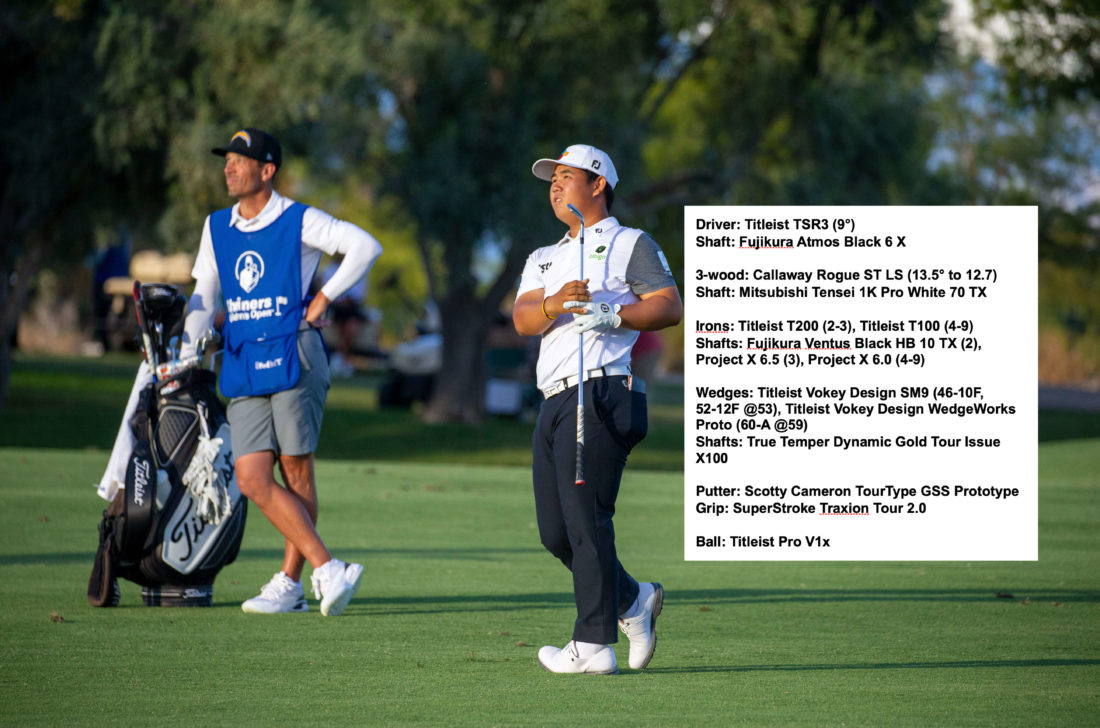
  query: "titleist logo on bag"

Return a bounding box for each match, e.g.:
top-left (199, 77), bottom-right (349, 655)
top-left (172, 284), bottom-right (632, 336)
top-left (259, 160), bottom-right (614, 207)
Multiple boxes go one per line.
top-left (131, 457), bottom-right (150, 507)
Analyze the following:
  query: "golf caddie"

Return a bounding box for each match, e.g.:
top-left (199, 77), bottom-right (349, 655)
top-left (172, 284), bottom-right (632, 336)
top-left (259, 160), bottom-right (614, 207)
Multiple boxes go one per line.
top-left (180, 128), bottom-right (382, 616)
top-left (513, 144), bottom-right (683, 673)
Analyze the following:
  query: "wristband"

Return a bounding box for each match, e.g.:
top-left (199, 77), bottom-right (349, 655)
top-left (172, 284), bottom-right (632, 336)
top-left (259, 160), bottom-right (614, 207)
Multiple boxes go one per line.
top-left (542, 297), bottom-right (557, 320)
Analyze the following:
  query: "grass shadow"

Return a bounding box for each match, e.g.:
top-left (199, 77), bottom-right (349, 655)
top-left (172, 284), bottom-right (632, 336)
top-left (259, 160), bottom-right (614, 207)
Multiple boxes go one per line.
top-left (642, 658), bottom-right (1100, 675)
top-left (668, 587), bottom-right (1100, 605)
top-left (1038, 410), bottom-right (1100, 442)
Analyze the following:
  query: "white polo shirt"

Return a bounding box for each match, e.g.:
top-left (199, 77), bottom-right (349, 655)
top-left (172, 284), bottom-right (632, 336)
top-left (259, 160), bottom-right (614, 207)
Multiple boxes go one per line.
top-left (517, 216), bottom-right (676, 390)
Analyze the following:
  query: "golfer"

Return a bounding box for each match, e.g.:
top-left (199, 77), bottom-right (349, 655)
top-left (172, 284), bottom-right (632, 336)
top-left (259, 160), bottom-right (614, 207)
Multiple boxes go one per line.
top-left (513, 144), bottom-right (682, 673)
top-left (180, 128), bottom-right (382, 616)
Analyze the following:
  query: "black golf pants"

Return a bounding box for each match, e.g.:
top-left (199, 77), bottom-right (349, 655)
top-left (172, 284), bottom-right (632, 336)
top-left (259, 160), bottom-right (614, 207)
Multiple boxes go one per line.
top-left (532, 375), bottom-right (647, 645)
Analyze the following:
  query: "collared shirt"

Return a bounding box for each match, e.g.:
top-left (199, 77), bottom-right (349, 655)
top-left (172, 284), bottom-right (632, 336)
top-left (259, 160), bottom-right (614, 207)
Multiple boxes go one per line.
top-left (517, 216), bottom-right (675, 390)
top-left (181, 190), bottom-right (382, 357)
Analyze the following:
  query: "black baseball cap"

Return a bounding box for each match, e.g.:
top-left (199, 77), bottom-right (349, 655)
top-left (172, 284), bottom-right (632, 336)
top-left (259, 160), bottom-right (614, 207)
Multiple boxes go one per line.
top-left (212, 128), bottom-right (282, 170)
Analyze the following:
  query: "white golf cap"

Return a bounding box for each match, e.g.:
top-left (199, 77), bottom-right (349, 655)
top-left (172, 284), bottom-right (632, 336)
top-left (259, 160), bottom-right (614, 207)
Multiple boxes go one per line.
top-left (531, 144), bottom-right (619, 190)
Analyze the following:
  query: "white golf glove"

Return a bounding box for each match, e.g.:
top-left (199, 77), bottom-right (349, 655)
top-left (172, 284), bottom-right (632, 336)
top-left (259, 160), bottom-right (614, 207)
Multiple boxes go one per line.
top-left (565, 301), bottom-right (622, 333)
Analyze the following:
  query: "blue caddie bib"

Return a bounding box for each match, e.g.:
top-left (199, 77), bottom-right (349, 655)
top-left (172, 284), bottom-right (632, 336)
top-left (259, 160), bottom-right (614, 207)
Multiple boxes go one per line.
top-left (211, 202), bottom-right (307, 398)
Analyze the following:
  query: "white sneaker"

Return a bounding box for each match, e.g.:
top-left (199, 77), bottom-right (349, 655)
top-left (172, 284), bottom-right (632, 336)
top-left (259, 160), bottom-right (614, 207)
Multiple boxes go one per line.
top-left (241, 572), bottom-right (309, 614)
top-left (537, 641), bottom-right (618, 674)
top-left (618, 582), bottom-right (663, 669)
top-left (310, 559), bottom-right (364, 616)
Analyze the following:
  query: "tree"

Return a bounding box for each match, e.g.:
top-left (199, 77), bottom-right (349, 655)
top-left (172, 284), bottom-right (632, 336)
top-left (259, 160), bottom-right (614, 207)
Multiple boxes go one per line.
top-left (0, 0), bottom-right (374, 409)
top-left (362, 0), bottom-right (952, 421)
top-left (90, 0), bottom-right (373, 246)
top-left (961, 1), bottom-right (1100, 381)
top-left (359, 0), bottom-right (671, 421)
top-left (3, 0), bottom-right (978, 416)
top-left (0, 2), bottom-right (105, 409)
top-left (970, 0), bottom-right (1100, 105)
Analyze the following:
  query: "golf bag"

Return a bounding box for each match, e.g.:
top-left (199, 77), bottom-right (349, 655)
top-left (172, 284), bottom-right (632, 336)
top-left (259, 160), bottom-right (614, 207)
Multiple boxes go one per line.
top-left (89, 283), bottom-right (247, 607)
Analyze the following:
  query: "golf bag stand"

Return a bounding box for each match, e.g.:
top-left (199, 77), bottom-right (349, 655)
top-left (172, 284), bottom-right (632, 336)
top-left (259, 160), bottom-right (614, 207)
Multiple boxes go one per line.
top-left (89, 283), bottom-right (247, 607)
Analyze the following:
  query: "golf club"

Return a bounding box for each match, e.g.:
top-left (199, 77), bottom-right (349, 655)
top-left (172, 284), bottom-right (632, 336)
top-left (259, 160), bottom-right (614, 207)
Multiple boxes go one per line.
top-left (567, 203), bottom-right (585, 486)
top-left (196, 330), bottom-right (211, 361)
top-left (132, 282), bottom-right (156, 377)
top-left (154, 321), bottom-right (165, 366)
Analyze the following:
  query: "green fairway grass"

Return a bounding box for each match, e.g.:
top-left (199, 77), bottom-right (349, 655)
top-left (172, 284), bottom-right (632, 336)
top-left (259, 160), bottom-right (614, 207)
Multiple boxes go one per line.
top-left (1, 354), bottom-right (1097, 725)
top-left (0, 442), bottom-right (1097, 727)
top-left (0, 353), bottom-right (684, 470)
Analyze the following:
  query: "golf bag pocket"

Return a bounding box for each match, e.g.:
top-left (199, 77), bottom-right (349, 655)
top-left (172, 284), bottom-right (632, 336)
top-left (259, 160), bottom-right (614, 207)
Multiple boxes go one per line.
top-left (220, 331), bottom-right (300, 398)
top-left (87, 495), bottom-right (124, 607)
top-left (87, 533), bottom-right (119, 607)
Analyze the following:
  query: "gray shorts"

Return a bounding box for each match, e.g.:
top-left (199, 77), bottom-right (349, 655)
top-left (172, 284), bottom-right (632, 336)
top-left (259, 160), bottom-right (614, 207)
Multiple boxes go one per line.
top-left (227, 328), bottom-right (330, 457)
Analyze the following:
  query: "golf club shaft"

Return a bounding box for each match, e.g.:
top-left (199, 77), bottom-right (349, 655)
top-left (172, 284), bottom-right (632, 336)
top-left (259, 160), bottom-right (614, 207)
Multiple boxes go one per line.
top-left (568, 204), bottom-right (585, 486)
top-left (154, 322), bottom-right (164, 367)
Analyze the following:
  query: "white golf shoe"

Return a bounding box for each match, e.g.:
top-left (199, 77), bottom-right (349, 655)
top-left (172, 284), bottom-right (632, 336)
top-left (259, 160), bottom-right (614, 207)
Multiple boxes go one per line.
top-left (241, 572), bottom-right (309, 614)
top-left (310, 559), bottom-right (364, 616)
top-left (537, 641), bottom-right (618, 675)
top-left (618, 582), bottom-right (663, 669)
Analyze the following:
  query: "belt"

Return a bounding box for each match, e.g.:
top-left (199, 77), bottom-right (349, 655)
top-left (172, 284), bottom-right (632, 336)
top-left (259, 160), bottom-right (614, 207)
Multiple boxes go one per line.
top-left (541, 364), bottom-right (632, 399)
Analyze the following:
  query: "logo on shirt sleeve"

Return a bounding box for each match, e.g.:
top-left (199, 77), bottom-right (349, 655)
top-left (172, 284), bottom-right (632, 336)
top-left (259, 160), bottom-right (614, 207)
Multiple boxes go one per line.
top-left (235, 251), bottom-right (265, 293)
top-left (657, 250), bottom-right (673, 276)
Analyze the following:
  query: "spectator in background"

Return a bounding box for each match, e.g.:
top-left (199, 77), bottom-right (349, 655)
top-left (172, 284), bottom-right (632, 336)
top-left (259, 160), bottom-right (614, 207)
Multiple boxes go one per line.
top-left (91, 232), bottom-right (131, 349)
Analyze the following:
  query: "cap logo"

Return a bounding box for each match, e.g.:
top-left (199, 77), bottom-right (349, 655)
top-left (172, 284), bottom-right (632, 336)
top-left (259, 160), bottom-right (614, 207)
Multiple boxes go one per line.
top-left (558, 150), bottom-right (569, 160)
top-left (591, 160), bottom-right (601, 170)
top-left (231, 130), bottom-right (252, 147)
top-left (234, 250), bottom-right (265, 293)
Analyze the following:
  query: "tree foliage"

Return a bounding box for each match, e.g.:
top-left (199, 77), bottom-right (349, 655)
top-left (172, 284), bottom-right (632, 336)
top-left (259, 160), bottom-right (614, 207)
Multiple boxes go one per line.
top-left (90, 0), bottom-right (372, 246)
top-left (358, 0), bottom-right (676, 420)
top-left (971, 0), bottom-right (1100, 105)
top-left (960, 1), bottom-right (1100, 377)
top-left (3, 0), bottom-right (1097, 412)
top-left (1, 2), bottom-right (104, 408)
top-left (636, 0), bottom-right (947, 264)
top-left (357, 0), bottom-right (956, 419)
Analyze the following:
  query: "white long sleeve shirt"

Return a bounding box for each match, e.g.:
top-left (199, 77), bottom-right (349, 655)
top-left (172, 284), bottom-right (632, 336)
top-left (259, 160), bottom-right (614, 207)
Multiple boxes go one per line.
top-left (181, 190), bottom-right (382, 357)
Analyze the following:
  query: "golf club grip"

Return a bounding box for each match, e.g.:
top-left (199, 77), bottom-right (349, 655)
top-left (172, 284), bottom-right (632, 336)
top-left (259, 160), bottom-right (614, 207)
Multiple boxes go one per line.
top-left (575, 403), bottom-right (584, 486)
